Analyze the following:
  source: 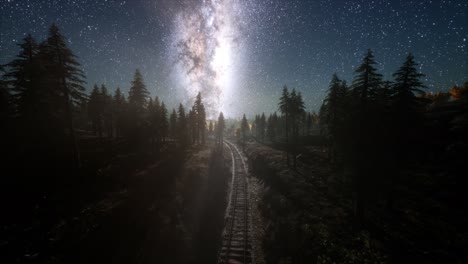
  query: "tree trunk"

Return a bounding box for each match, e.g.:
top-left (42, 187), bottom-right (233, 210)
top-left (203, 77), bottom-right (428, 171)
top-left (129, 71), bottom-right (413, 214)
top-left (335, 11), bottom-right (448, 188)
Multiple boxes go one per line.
top-left (63, 81), bottom-right (80, 168)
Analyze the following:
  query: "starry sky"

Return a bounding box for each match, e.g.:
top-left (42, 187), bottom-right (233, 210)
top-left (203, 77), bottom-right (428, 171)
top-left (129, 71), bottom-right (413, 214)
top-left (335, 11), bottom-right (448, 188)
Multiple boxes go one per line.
top-left (1, 0), bottom-right (467, 118)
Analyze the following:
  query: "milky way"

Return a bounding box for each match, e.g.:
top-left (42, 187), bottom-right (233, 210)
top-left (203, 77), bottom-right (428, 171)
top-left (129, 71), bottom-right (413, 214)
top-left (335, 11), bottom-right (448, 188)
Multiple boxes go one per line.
top-left (170, 0), bottom-right (245, 118)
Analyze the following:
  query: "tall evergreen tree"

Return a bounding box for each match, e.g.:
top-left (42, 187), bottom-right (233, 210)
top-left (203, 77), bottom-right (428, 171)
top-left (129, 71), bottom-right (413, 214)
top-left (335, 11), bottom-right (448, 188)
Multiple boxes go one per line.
top-left (392, 53), bottom-right (427, 114)
top-left (0, 66), bottom-right (12, 141)
top-left (42, 23), bottom-right (87, 166)
top-left (192, 92), bottom-right (206, 144)
top-left (150, 96), bottom-right (161, 143)
top-left (208, 120), bottom-right (214, 136)
top-left (289, 89), bottom-right (306, 168)
top-left (199, 103), bottom-right (206, 144)
top-left (160, 101), bottom-right (168, 142)
top-left (88, 84), bottom-right (103, 137)
top-left (389, 53), bottom-right (427, 202)
top-left (100, 84), bottom-right (113, 137)
top-left (43, 23), bottom-right (87, 109)
top-left (322, 74), bottom-right (349, 164)
top-left (267, 113), bottom-right (276, 142)
top-left (241, 114), bottom-right (249, 146)
top-left (253, 115), bottom-right (259, 139)
top-left (352, 49), bottom-right (383, 108)
top-left (278, 85), bottom-right (290, 143)
top-left (350, 49), bottom-right (383, 224)
top-left (289, 89), bottom-right (306, 141)
top-left (146, 97), bottom-right (157, 150)
top-left (260, 112), bottom-right (266, 142)
top-left (4, 34), bottom-right (42, 123)
top-left (216, 112), bottom-right (225, 147)
top-left (170, 108), bottom-right (177, 139)
top-left (128, 69), bottom-right (149, 117)
top-left (188, 109), bottom-right (196, 144)
top-left (113, 87), bottom-right (126, 137)
top-left (126, 69), bottom-right (149, 146)
top-left (177, 103), bottom-right (189, 147)
top-left (306, 112), bottom-right (313, 134)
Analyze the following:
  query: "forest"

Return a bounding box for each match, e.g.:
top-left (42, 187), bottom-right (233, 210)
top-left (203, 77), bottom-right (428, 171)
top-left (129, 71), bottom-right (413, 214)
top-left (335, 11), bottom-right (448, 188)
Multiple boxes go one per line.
top-left (242, 51), bottom-right (468, 263)
top-left (1, 23), bottom-right (467, 263)
top-left (0, 24), bottom-right (228, 263)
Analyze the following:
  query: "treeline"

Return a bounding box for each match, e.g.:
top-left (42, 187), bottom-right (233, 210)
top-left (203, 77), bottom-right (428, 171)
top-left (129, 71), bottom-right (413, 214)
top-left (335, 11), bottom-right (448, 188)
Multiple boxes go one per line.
top-left (244, 48), bottom-right (468, 226)
top-left (1, 24), bottom-right (86, 168)
top-left (85, 72), bottom-right (209, 153)
top-left (238, 88), bottom-right (320, 166)
top-left (245, 50), bottom-right (467, 262)
top-left (250, 90), bottom-right (320, 144)
top-left (0, 24), bottom-right (218, 169)
top-left (319, 49), bottom-right (468, 224)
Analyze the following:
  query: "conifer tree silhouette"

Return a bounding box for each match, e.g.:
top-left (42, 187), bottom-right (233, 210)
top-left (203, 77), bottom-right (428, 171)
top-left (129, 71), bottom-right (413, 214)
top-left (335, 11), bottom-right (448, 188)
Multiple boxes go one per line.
top-left (42, 23), bottom-right (87, 167)
top-left (216, 112), bottom-right (225, 148)
top-left (241, 114), bottom-right (249, 148)
top-left (170, 108), bottom-right (177, 139)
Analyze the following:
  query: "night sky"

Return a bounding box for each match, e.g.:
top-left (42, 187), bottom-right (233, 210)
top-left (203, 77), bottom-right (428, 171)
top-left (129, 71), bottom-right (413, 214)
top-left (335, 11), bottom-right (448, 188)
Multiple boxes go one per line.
top-left (1, 0), bottom-right (467, 118)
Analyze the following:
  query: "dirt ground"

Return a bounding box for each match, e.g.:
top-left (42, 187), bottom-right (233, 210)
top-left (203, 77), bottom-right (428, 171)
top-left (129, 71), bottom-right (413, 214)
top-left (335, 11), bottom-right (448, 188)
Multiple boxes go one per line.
top-left (247, 175), bottom-right (266, 264)
top-left (172, 142), bottom-right (230, 263)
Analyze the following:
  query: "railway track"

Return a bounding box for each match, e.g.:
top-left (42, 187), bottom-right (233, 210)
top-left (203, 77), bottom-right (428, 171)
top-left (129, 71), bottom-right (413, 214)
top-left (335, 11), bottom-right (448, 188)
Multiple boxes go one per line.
top-left (217, 140), bottom-right (253, 264)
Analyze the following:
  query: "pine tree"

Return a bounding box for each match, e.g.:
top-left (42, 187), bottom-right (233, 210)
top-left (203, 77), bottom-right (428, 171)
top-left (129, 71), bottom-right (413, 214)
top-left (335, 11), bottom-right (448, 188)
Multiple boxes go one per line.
top-left (392, 53), bottom-right (427, 113)
top-left (146, 97), bottom-right (156, 150)
top-left (352, 49), bottom-right (383, 109)
top-left (306, 112), bottom-right (313, 134)
top-left (322, 74), bottom-right (349, 164)
top-left (260, 113), bottom-right (266, 142)
top-left (150, 96), bottom-right (161, 143)
top-left (216, 112), bottom-right (225, 147)
top-left (288, 89), bottom-right (306, 168)
top-left (323, 74), bottom-right (342, 131)
top-left (192, 92), bottom-right (206, 144)
top-left (160, 101), bottom-right (168, 142)
top-left (100, 84), bottom-right (113, 137)
top-left (267, 114), bottom-right (276, 142)
top-left (199, 103), bottom-right (206, 144)
top-left (126, 69), bottom-right (149, 146)
top-left (88, 84), bottom-right (103, 137)
top-left (4, 34), bottom-right (42, 123)
top-left (147, 97), bottom-right (154, 113)
top-left (188, 109), bottom-right (196, 144)
top-left (42, 23), bottom-right (87, 166)
top-left (241, 114), bottom-right (249, 146)
top-left (113, 87), bottom-right (126, 137)
top-left (177, 103), bottom-right (189, 147)
top-left (350, 49), bottom-right (383, 224)
top-left (290, 89), bottom-right (306, 141)
top-left (170, 108), bottom-right (177, 139)
top-left (128, 69), bottom-right (149, 117)
top-left (153, 96), bottom-right (161, 114)
top-left (391, 53), bottom-right (427, 169)
top-left (208, 120), bottom-right (214, 136)
top-left (0, 66), bottom-right (12, 137)
top-left (278, 85), bottom-right (290, 143)
top-left (43, 23), bottom-right (87, 108)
